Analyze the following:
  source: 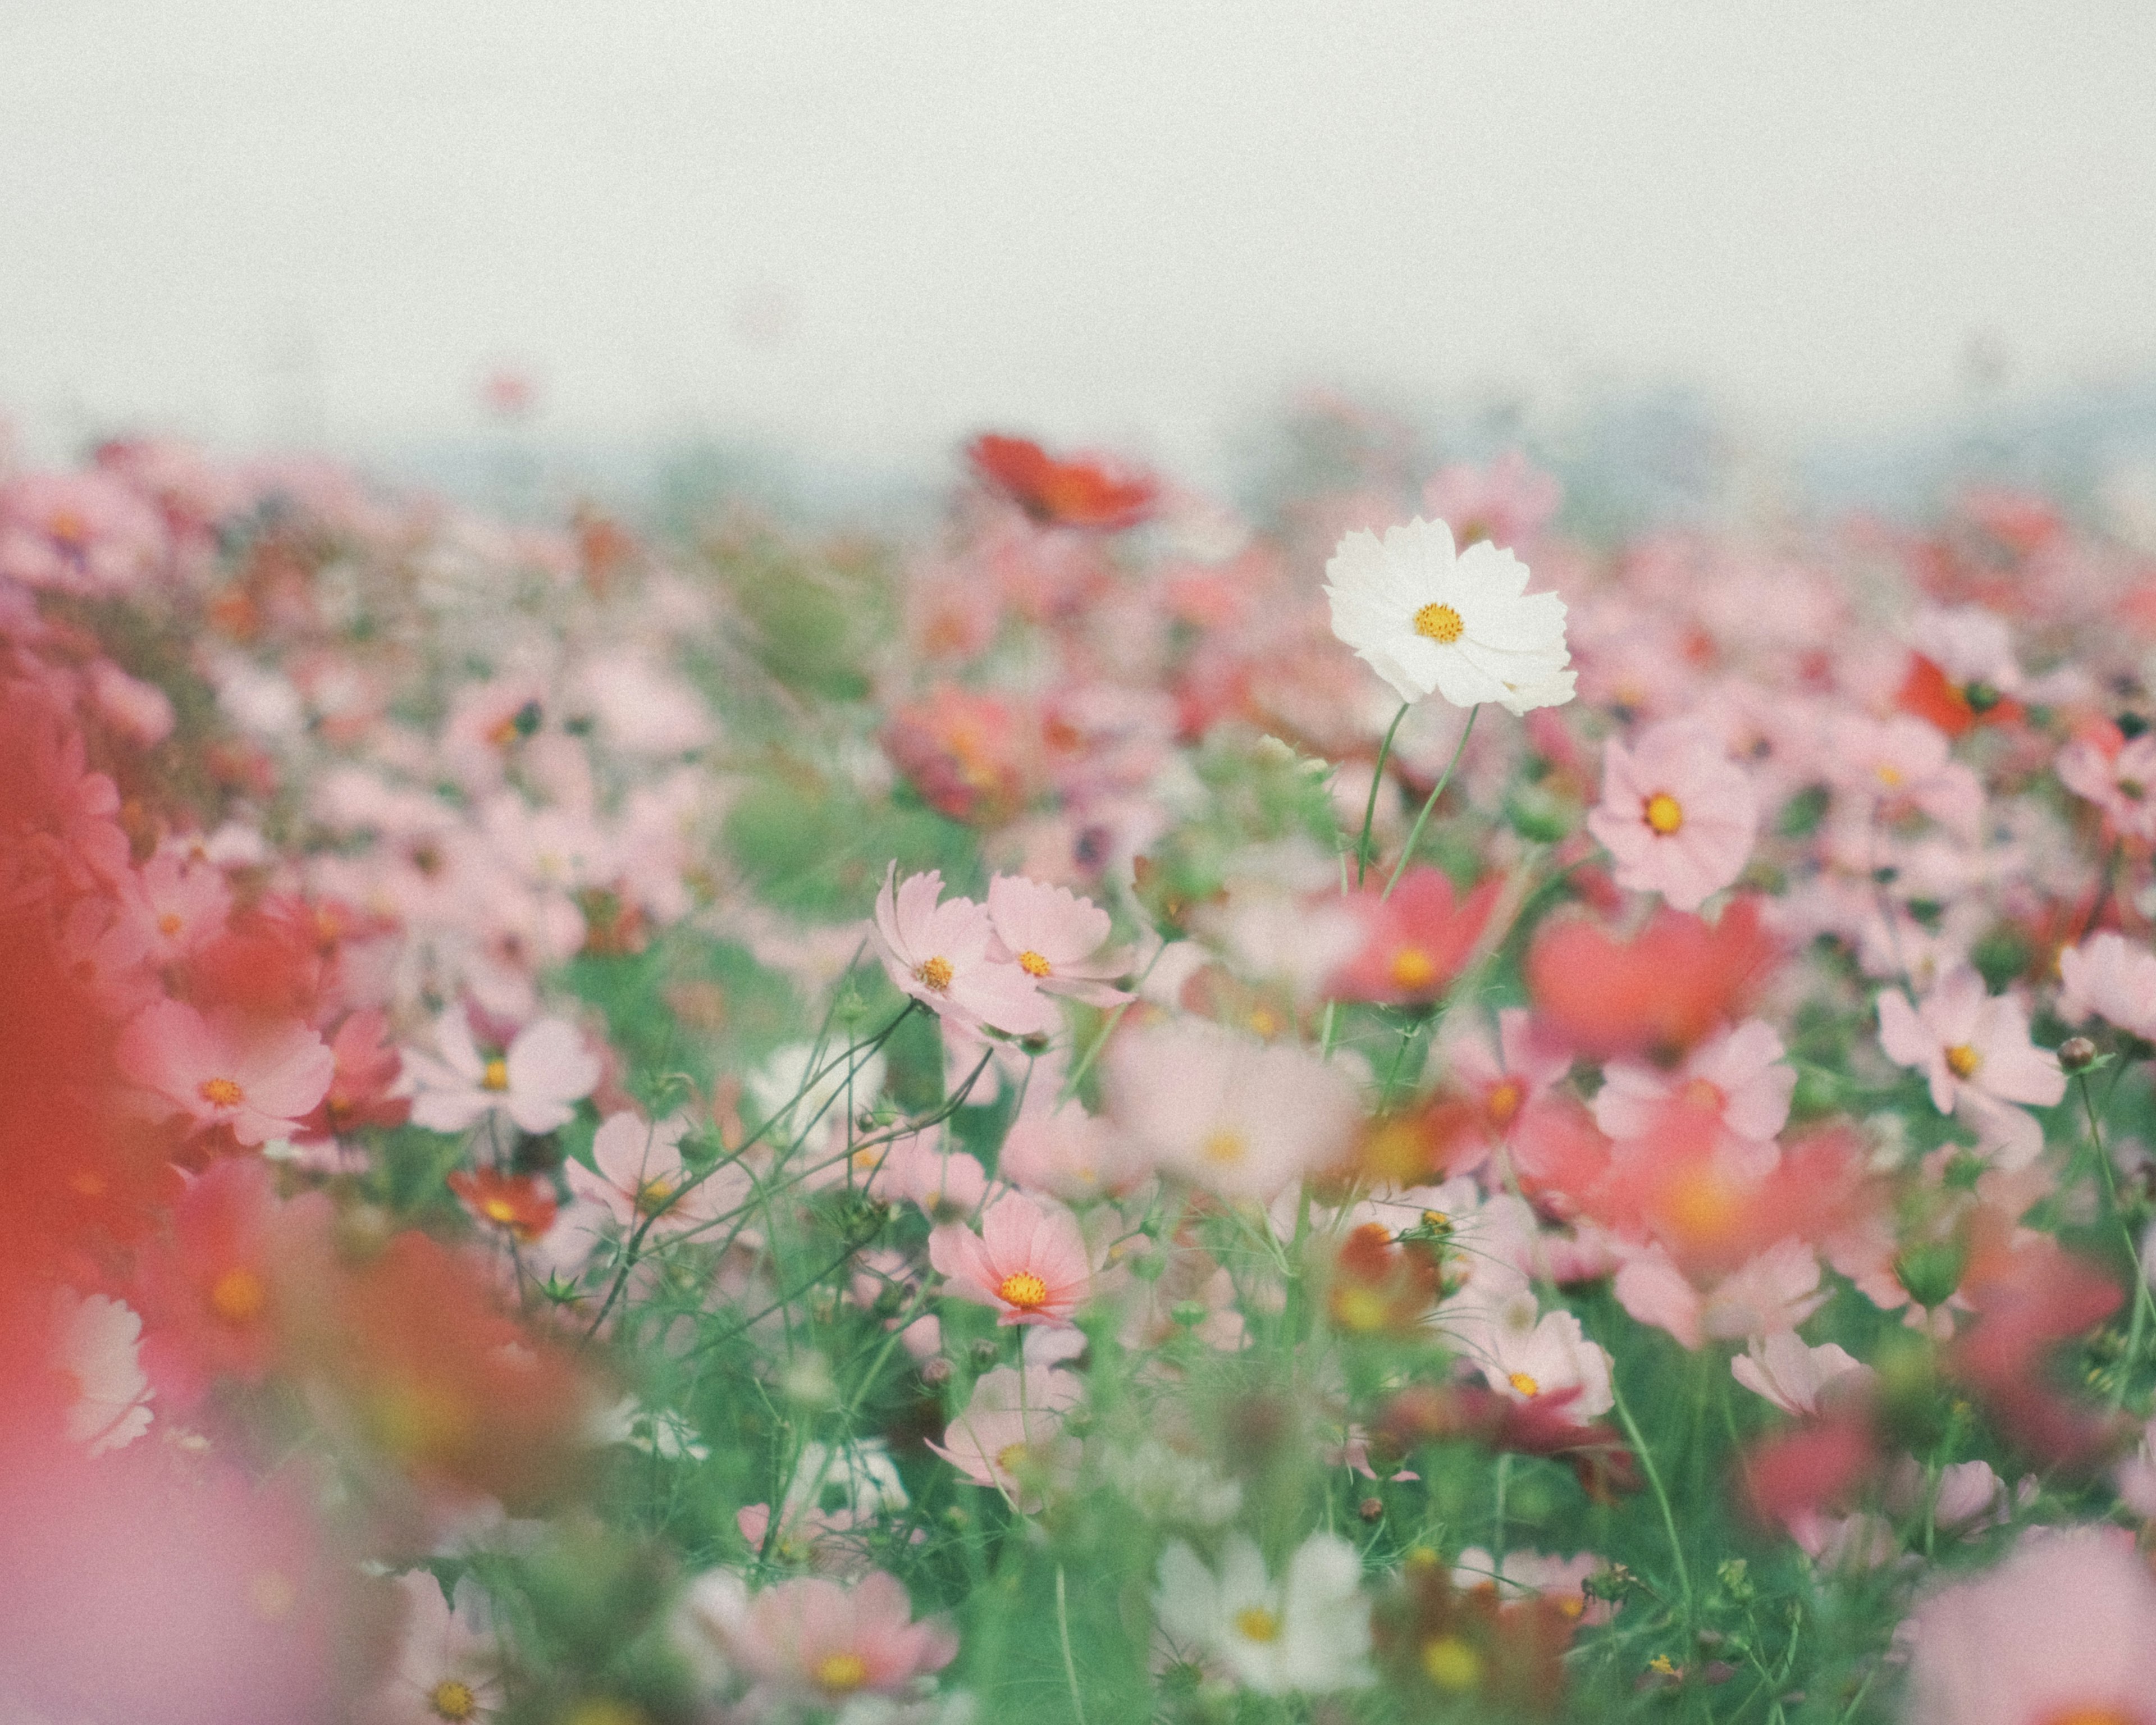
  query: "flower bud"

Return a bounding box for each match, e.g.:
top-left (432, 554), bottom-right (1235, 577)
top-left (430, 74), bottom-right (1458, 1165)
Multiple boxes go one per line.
top-left (2059, 1035), bottom-right (2100, 1074)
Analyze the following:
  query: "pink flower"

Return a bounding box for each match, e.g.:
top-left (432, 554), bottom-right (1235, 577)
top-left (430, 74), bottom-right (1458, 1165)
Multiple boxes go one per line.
top-left (565, 1111), bottom-right (737, 1235)
top-left (2059, 932), bottom-right (2156, 1042)
top-left (929, 1191), bottom-right (1094, 1326)
top-left (1325, 868), bottom-right (1500, 1006)
top-left (119, 852), bottom-right (232, 966)
top-left (1106, 1019), bottom-right (1360, 1203)
top-left (1613, 1239), bottom-right (1825, 1350)
top-left (0, 468), bottom-right (167, 594)
top-left (684, 1569), bottom-right (957, 1705)
top-left (1587, 718), bottom-right (1758, 912)
top-left (1878, 966), bottom-right (2065, 1168)
top-left (1592, 1019), bottom-right (1794, 1151)
top-left (401, 1007), bottom-right (600, 1136)
top-left (1903, 1525), bottom-right (2156, 1725)
top-left (999, 1098), bottom-right (1152, 1201)
top-left (985, 873), bottom-right (1131, 1006)
top-left (2058, 727), bottom-right (2156, 842)
top-left (361, 1572), bottom-right (503, 1725)
top-left (1825, 712), bottom-right (1985, 839)
top-left (49, 1288), bottom-right (153, 1457)
top-left (868, 1126), bottom-right (987, 1219)
top-left (1729, 1331), bottom-right (1873, 1417)
top-left (117, 1000), bottom-right (334, 1146)
top-left (872, 864), bottom-right (1057, 1037)
top-left (927, 1361), bottom-right (1085, 1508)
top-left (1429, 1007), bottom-right (1571, 1175)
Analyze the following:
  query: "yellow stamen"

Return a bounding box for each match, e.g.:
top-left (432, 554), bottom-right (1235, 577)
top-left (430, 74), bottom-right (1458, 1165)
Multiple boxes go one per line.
top-left (209, 1267), bottom-right (266, 1324)
top-left (1200, 1128), bottom-right (1247, 1166)
top-left (813, 1651), bottom-right (870, 1693)
top-left (635, 1178), bottom-right (676, 1215)
top-left (1681, 1077), bottom-right (1724, 1110)
top-left (915, 956), bottom-right (954, 992)
top-left (1017, 950), bottom-right (1053, 978)
top-left (997, 1271), bottom-right (1050, 1309)
top-left (1422, 1635), bottom-right (1482, 1691)
top-left (198, 1075), bottom-right (245, 1108)
top-left (1874, 762), bottom-right (1904, 787)
top-left (1413, 603), bottom-right (1465, 645)
top-left (1332, 1285), bottom-right (1392, 1332)
top-left (1644, 792), bottom-right (1684, 835)
top-left (1388, 946), bottom-right (1437, 991)
top-left (430, 1680), bottom-right (478, 1721)
top-left (1945, 1043), bottom-right (1982, 1080)
top-left (1233, 1606), bottom-right (1281, 1643)
top-left (481, 1197), bottom-right (521, 1226)
top-left (1484, 1081), bottom-right (1522, 1128)
top-left (157, 912), bottom-right (184, 937)
top-left (1508, 1371), bottom-right (1541, 1397)
top-left (481, 1057), bottom-right (510, 1091)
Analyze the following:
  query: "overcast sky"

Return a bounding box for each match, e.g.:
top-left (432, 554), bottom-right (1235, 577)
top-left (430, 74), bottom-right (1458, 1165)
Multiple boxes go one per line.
top-left (2, 1), bottom-right (2152, 477)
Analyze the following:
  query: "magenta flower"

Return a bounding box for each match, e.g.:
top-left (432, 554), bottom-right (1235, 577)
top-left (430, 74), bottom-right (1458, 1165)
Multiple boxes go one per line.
top-left (1878, 966), bottom-right (2064, 1167)
top-left (872, 864), bottom-right (1057, 1037)
top-left (117, 999), bottom-right (334, 1147)
top-left (1587, 719), bottom-right (1759, 912)
top-left (401, 1007), bottom-right (600, 1137)
top-left (929, 1190), bottom-right (1095, 1326)
top-left (985, 873), bottom-right (1131, 1006)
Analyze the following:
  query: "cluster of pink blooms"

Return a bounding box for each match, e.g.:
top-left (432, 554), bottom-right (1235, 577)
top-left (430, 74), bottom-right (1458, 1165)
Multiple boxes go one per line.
top-left (10, 408), bottom-right (2156, 1725)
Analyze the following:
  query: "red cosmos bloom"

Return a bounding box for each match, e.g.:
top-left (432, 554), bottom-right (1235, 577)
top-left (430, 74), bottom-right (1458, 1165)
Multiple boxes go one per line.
top-left (447, 1167), bottom-right (560, 1244)
top-left (1327, 869), bottom-right (1501, 1007)
top-left (118, 998), bottom-right (334, 1147)
top-left (294, 1008), bottom-right (409, 1139)
top-left (1737, 1413), bottom-right (1880, 1539)
top-left (1524, 896), bottom-right (1779, 1061)
top-left (966, 433), bottom-right (1158, 530)
top-left (880, 684), bottom-right (1037, 826)
top-left (134, 1156), bottom-right (335, 1406)
top-left (1894, 653), bottom-right (2023, 738)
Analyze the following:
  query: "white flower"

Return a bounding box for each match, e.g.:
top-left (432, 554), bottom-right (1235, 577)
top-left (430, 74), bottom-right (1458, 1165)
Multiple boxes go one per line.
top-left (1155, 1532), bottom-right (1372, 1695)
top-left (1323, 517), bottom-right (1574, 714)
top-left (1453, 1292), bottom-right (1614, 1418)
top-left (51, 1287), bottom-right (153, 1457)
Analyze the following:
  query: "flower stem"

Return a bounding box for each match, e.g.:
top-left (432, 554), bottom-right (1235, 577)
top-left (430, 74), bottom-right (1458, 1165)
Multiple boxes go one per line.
top-left (1383, 705), bottom-right (1478, 901)
top-left (1609, 1370), bottom-right (1693, 1623)
top-left (1355, 702), bottom-right (1411, 887)
top-left (1056, 1564), bottom-right (1088, 1725)
top-left (2081, 1070), bottom-right (2155, 1408)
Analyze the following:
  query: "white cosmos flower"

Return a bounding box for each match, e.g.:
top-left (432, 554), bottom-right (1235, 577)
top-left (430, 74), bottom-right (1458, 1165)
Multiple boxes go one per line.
top-left (1155, 1532), bottom-right (1372, 1694)
top-left (51, 1287), bottom-right (153, 1457)
top-left (1323, 517), bottom-right (1574, 714)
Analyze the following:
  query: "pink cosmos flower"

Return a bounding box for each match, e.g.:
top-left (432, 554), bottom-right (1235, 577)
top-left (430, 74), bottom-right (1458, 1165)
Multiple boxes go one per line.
top-left (867, 1126), bottom-right (988, 1219)
top-left (1824, 711), bottom-right (1986, 840)
top-left (1451, 1292), bottom-right (1614, 1418)
top-left (1592, 1019), bottom-right (1795, 1152)
top-left (929, 1190), bottom-right (1095, 1326)
top-left (118, 852), bottom-right (232, 966)
top-left (998, 1098), bottom-right (1153, 1201)
top-left (117, 999), bottom-right (334, 1147)
top-left (1903, 1525), bottom-right (2156, 1725)
top-left (1587, 718), bottom-right (1758, 912)
top-left (1325, 868), bottom-right (1500, 1006)
top-left (683, 1568), bottom-right (957, 1706)
top-left (565, 1111), bottom-right (737, 1236)
top-left (1729, 1331), bottom-right (1874, 1418)
top-left (1428, 1007), bottom-right (1572, 1176)
top-left (0, 468), bottom-right (168, 594)
top-left (1878, 966), bottom-right (2066, 1168)
top-left (1450, 1548), bottom-right (1615, 1626)
top-left (985, 873), bottom-right (1131, 1006)
top-left (2059, 932), bottom-right (2156, 1042)
top-left (2058, 725), bottom-right (2156, 842)
top-left (1106, 1019), bottom-right (1360, 1203)
top-left (927, 1361), bottom-right (1085, 1509)
top-left (872, 864), bottom-right (1057, 1037)
top-left (401, 1007), bottom-right (600, 1136)
top-left (1613, 1238), bottom-right (1826, 1350)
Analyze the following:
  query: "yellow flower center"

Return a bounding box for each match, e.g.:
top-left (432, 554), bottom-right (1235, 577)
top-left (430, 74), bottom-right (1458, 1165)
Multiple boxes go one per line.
top-left (481, 1057), bottom-right (510, 1091)
top-left (1388, 946), bottom-right (1437, 991)
top-left (1422, 1635), bottom-right (1482, 1692)
top-left (1945, 1042), bottom-right (1982, 1080)
top-left (995, 1440), bottom-right (1033, 1474)
top-left (1484, 1081), bottom-right (1522, 1127)
top-left (1508, 1371), bottom-right (1541, 1397)
top-left (997, 1271), bottom-right (1050, 1309)
top-left (635, 1178), bottom-right (676, 1216)
top-left (1017, 950), bottom-right (1053, 978)
top-left (157, 912), bottom-right (184, 937)
top-left (209, 1266), bottom-right (266, 1325)
top-left (198, 1075), bottom-right (245, 1109)
top-left (1232, 1605), bottom-right (1281, 1643)
top-left (2040, 1711), bottom-right (2139, 1725)
top-left (915, 956), bottom-right (955, 992)
top-left (1644, 792), bottom-right (1684, 835)
top-left (1875, 761), bottom-right (1904, 787)
top-left (814, 1651), bottom-right (870, 1694)
top-left (1200, 1128), bottom-right (1248, 1166)
top-left (1413, 603), bottom-right (1465, 645)
top-left (1681, 1077), bottom-right (1725, 1110)
top-left (1332, 1285), bottom-right (1392, 1333)
top-left (430, 1680), bottom-right (479, 1721)
top-left (482, 1196), bottom-right (521, 1225)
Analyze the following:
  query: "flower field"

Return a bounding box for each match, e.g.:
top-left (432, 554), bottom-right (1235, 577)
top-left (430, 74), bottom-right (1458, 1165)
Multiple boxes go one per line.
top-left (4, 418), bottom-right (2156, 1724)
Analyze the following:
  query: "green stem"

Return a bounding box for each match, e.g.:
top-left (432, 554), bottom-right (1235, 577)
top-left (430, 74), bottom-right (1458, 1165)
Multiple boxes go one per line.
top-left (1056, 1566), bottom-right (1088, 1725)
top-left (1355, 702), bottom-right (1412, 887)
top-left (1609, 1371), bottom-right (1694, 1621)
top-left (2081, 1070), bottom-right (2155, 1408)
top-left (1383, 705), bottom-right (1479, 901)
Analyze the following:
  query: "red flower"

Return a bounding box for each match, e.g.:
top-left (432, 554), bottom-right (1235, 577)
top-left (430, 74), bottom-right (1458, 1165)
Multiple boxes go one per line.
top-left (447, 1166), bottom-right (559, 1244)
top-left (966, 433), bottom-right (1157, 530)
top-left (294, 1008), bottom-right (409, 1139)
top-left (1327, 869), bottom-right (1500, 1006)
top-left (1524, 897), bottom-right (1779, 1061)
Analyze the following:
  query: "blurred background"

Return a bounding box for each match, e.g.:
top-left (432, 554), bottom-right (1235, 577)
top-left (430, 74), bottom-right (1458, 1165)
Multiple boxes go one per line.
top-left (3, 0), bottom-right (2154, 519)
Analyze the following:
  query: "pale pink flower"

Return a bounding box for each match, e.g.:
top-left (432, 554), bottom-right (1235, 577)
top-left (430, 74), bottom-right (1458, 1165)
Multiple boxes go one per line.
top-left (682, 1568), bottom-right (957, 1706)
top-left (49, 1288), bottom-right (153, 1457)
top-left (1587, 718), bottom-right (1758, 911)
top-left (929, 1191), bottom-right (1094, 1327)
top-left (1903, 1526), bottom-right (2156, 1725)
top-left (998, 1099), bottom-right (1153, 1201)
top-left (2058, 729), bottom-right (2156, 842)
top-left (1420, 451), bottom-right (1561, 549)
top-left (1106, 1019), bottom-right (1359, 1203)
top-left (1429, 1007), bottom-right (1571, 1175)
top-left (1885, 1457), bottom-right (2013, 1534)
top-left (119, 851), bottom-right (232, 965)
top-left (1908, 605), bottom-right (2024, 697)
top-left (1451, 1291), bottom-right (1613, 1418)
top-left (1825, 711), bottom-right (1984, 840)
top-left (1450, 1548), bottom-right (1615, 1625)
top-left (1878, 966), bottom-right (2065, 1168)
top-left (869, 1126), bottom-right (988, 1219)
top-left (401, 1007), bottom-right (600, 1136)
top-left (0, 468), bottom-right (167, 594)
top-left (1613, 1239), bottom-right (1825, 1350)
top-left (985, 873), bottom-right (1131, 1006)
top-left (117, 1000), bottom-right (334, 1147)
top-left (927, 1362), bottom-right (1084, 1509)
top-left (565, 1112), bottom-right (735, 1236)
top-left (2059, 932), bottom-right (2156, 1042)
top-left (1592, 1019), bottom-right (1794, 1150)
top-left (872, 864), bottom-right (1057, 1037)
top-left (361, 1572), bottom-right (503, 1725)
top-left (1729, 1331), bottom-right (1873, 1418)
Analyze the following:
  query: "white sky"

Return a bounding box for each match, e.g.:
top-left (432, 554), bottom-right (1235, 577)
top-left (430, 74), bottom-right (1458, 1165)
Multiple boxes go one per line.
top-left (2, 0), bottom-right (2152, 476)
